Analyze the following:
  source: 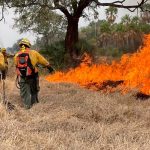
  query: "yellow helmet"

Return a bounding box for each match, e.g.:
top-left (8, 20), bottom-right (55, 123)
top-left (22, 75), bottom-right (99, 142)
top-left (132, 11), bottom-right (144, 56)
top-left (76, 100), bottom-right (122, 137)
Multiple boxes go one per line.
top-left (19, 38), bottom-right (31, 48)
top-left (1, 48), bottom-right (6, 52)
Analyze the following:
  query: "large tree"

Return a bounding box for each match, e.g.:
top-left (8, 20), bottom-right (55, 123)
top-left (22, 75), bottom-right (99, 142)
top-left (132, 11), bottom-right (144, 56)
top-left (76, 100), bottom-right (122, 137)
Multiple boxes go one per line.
top-left (14, 8), bottom-right (67, 47)
top-left (0, 0), bottom-right (148, 61)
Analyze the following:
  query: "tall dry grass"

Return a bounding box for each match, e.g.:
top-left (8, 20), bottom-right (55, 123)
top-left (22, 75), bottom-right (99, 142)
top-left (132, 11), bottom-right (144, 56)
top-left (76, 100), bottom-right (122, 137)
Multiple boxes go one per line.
top-left (0, 77), bottom-right (150, 149)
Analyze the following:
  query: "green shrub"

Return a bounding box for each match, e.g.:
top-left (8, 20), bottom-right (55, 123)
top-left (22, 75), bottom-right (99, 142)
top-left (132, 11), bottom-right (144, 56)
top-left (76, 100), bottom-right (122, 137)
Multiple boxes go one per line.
top-left (40, 41), bottom-right (65, 69)
top-left (75, 39), bottom-right (94, 55)
top-left (98, 47), bottom-right (123, 58)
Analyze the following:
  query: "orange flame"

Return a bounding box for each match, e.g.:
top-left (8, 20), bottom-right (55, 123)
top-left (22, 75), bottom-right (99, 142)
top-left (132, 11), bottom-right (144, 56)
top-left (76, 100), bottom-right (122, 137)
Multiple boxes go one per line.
top-left (46, 34), bottom-right (150, 95)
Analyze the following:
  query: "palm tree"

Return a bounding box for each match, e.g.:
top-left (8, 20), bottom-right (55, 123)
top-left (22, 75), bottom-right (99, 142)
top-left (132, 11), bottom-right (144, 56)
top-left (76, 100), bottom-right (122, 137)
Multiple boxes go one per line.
top-left (121, 14), bottom-right (131, 27)
top-left (105, 6), bottom-right (118, 24)
top-left (140, 3), bottom-right (150, 23)
top-left (131, 16), bottom-right (140, 25)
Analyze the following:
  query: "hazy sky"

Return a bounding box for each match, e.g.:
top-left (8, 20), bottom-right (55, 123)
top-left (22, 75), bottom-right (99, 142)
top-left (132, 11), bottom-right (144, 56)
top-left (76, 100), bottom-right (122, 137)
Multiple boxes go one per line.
top-left (0, 9), bottom-right (37, 48)
top-left (0, 0), bottom-right (138, 48)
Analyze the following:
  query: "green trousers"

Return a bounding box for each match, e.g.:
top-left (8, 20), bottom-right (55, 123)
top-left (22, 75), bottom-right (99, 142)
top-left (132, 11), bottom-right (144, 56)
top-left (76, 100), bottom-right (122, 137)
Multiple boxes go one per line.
top-left (19, 74), bottom-right (40, 109)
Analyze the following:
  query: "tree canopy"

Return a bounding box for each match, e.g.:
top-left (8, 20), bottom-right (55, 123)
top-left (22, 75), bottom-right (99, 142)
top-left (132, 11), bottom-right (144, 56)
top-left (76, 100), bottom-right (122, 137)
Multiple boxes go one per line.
top-left (0, 0), bottom-right (149, 61)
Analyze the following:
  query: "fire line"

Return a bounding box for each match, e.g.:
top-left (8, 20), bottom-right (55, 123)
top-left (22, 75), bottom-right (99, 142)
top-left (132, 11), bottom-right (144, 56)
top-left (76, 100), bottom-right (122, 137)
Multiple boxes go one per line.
top-left (46, 34), bottom-right (150, 95)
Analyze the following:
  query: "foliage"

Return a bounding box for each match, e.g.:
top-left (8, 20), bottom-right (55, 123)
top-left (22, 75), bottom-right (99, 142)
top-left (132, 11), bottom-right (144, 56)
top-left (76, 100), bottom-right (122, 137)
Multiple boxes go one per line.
top-left (99, 20), bottom-right (111, 33)
top-left (38, 38), bottom-right (94, 69)
top-left (0, 0), bottom-right (147, 61)
top-left (80, 13), bottom-right (150, 58)
top-left (75, 38), bottom-right (94, 55)
top-left (39, 41), bottom-right (66, 69)
top-left (105, 6), bottom-right (118, 24)
top-left (140, 3), bottom-right (150, 23)
top-left (7, 39), bottom-right (21, 54)
top-left (1, 0), bottom-right (149, 66)
top-left (14, 7), bottom-right (67, 46)
top-left (98, 47), bottom-right (123, 58)
top-left (139, 23), bottom-right (150, 33)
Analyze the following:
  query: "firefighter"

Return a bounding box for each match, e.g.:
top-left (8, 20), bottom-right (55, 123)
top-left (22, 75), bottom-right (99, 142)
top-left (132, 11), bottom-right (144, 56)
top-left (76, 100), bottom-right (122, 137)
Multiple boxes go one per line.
top-left (1, 48), bottom-right (14, 65)
top-left (1, 48), bottom-right (14, 79)
top-left (0, 48), bottom-right (7, 80)
top-left (14, 38), bottom-right (54, 109)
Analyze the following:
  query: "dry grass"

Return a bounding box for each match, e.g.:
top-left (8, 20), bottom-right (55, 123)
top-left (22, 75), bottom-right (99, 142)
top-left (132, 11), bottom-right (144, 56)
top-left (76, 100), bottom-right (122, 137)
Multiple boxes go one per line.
top-left (0, 77), bottom-right (150, 150)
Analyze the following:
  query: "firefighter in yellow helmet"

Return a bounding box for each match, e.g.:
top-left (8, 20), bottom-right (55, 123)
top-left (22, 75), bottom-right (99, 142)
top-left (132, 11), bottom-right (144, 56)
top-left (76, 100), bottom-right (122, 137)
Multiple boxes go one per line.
top-left (1, 48), bottom-right (13, 64)
top-left (1, 48), bottom-right (14, 79)
top-left (14, 38), bottom-right (54, 109)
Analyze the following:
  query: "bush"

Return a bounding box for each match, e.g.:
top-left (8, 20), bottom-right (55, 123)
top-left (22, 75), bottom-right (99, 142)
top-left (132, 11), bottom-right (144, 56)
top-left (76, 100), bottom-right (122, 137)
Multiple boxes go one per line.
top-left (98, 47), bottom-right (123, 58)
top-left (75, 39), bottom-right (94, 56)
top-left (39, 41), bottom-right (65, 70)
top-left (39, 39), bottom-right (95, 69)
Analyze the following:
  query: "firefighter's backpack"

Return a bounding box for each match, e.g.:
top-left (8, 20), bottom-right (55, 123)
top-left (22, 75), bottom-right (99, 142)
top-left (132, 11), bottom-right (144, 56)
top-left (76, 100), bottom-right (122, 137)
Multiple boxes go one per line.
top-left (16, 51), bottom-right (35, 77)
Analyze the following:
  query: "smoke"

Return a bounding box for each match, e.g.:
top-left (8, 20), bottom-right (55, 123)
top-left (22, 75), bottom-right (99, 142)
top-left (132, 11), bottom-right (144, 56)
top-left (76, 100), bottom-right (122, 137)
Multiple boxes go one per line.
top-left (0, 38), bottom-right (4, 48)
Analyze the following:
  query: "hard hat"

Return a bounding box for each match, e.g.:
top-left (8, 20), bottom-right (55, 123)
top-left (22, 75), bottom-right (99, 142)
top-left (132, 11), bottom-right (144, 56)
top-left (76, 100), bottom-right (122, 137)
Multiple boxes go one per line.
top-left (19, 38), bottom-right (31, 48)
top-left (1, 48), bottom-right (6, 52)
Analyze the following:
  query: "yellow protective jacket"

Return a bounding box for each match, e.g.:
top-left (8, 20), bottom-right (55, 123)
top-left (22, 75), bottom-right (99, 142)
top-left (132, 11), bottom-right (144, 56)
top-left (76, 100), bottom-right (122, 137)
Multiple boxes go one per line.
top-left (3, 53), bottom-right (14, 65)
top-left (0, 52), bottom-right (6, 71)
top-left (14, 48), bottom-right (49, 71)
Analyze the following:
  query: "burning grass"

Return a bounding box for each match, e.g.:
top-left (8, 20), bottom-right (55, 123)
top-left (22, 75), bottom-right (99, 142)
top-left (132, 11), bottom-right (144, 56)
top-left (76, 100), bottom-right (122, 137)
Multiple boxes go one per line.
top-left (46, 34), bottom-right (150, 95)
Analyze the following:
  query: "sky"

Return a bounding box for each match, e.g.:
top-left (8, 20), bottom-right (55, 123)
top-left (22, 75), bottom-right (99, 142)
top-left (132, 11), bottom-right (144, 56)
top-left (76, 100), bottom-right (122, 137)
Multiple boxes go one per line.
top-left (0, 0), bottom-right (138, 48)
top-left (0, 9), bottom-right (37, 48)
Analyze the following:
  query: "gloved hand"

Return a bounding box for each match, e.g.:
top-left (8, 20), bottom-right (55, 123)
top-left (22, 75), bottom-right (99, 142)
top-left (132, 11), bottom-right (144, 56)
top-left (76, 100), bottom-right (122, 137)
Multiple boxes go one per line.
top-left (47, 65), bottom-right (55, 73)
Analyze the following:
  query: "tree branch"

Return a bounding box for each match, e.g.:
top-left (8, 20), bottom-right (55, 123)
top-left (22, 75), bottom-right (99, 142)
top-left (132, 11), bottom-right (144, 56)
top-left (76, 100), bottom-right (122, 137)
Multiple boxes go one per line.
top-left (4, 0), bottom-right (71, 18)
top-left (71, 0), bottom-right (78, 13)
top-left (94, 0), bottom-right (148, 12)
top-left (53, 0), bottom-right (71, 18)
top-left (0, 3), bottom-right (5, 21)
top-left (75, 0), bottom-right (93, 18)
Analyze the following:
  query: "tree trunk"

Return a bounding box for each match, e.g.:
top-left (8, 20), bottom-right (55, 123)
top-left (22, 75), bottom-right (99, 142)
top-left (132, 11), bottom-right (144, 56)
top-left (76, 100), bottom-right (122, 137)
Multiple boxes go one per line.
top-left (65, 16), bottom-right (79, 62)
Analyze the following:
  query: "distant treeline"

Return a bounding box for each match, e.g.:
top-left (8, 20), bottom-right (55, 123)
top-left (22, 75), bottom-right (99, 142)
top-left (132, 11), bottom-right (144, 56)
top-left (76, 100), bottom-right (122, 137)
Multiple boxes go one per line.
top-left (7, 11), bottom-right (150, 69)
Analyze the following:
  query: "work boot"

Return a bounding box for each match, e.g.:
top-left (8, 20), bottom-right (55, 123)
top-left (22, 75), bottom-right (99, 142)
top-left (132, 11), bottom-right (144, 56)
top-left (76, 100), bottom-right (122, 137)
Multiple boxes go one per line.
top-left (24, 104), bottom-right (31, 109)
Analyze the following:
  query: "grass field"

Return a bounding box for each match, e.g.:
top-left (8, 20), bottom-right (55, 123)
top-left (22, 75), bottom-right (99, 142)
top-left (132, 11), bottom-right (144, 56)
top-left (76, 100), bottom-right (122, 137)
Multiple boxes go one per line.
top-left (0, 77), bottom-right (150, 150)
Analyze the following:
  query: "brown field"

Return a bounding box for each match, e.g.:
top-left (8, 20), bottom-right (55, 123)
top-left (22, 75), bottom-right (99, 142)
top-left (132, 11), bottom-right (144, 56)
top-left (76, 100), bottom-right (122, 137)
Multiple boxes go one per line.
top-left (0, 77), bottom-right (150, 150)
